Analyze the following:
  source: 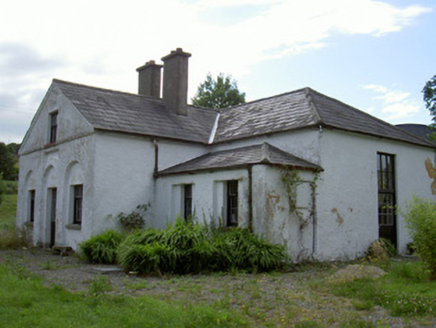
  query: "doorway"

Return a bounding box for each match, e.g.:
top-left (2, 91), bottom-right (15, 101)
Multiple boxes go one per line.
top-left (48, 188), bottom-right (57, 247)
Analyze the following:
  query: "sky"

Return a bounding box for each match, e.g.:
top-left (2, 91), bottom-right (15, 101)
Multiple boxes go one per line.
top-left (1, 0), bottom-right (436, 144)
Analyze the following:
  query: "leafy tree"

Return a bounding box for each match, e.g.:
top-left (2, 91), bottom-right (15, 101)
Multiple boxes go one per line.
top-left (423, 75), bottom-right (436, 125)
top-left (0, 142), bottom-right (19, 181)
top-left (192, 73), bottom-right (246, 109)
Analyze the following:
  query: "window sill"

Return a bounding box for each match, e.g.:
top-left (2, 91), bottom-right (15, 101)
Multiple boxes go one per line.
top-left (66, 224), bottom-right (82, 231)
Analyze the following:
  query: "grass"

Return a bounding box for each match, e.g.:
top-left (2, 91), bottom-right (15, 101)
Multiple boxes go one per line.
top-left (0, 193), bottom-right (17, 228)
top-left (0, 193), bottom-right (30, 249)
top-left (0, 261), bottom-right (248, 327)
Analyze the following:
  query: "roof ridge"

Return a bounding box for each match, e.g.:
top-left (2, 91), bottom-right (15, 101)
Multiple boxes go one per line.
top-left (219, 87), bottom-right (310, 112)
top-left (53, 78), bottom-right (158, 99)
top-left (304, 88), bottom-right (323, 125)
top-left (261, 142), bottom-right (271, 163)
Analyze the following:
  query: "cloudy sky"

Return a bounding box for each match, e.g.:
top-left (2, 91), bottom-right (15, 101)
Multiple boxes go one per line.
top-left (1, 0), bottom-right (435, 143)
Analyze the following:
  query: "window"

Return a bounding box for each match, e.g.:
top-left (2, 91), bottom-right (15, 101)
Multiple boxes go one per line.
top-left (377, 153), bottom-right (397, 246)
top-left (73, 185), bottom-right (83, 224)
top-left (183, 184), bottom-right (192, 221)
top-left (49, 111), bottom-right (58, 144)
top-left (226, 180), bottom-right (238, 227)
top-left (29, 190), bottom-right (35, 222)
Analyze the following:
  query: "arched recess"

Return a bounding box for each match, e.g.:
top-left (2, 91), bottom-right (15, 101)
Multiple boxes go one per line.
top-left (42, 165), bottom-right (57, 247)
top-left (64, 161), bottom-right (85, 226)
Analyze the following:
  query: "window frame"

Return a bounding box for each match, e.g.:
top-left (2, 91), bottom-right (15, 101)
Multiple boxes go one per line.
top-left (49, 111), bottom-right (58, 144)
top-left (29, 190), bottom-right (35, 223)
top-left (73, 184), bottom-right (83, 225)
top-left (377, 152), bottom-right (397, 246)
top-left (226, 180), bottom-right (238, 227)
top-left (183, 184), bottom-right (192, 221)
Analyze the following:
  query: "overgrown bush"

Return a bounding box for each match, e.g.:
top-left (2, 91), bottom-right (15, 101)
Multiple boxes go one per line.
top-left (117, 204), bottom-right (150, 231)
top-left (367, 238), bottom-right (396, 261)
top-left (403, 196), bottom-right (436, 280)
top-left (117, 218), bottom-right (287, 275)
top-left (79, 229), bottom-right (123, 264)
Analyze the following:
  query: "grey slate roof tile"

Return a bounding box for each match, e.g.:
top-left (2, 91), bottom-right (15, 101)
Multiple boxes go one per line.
top-left (54, 79), bottom-right (218, 143)
top-left (158, 143), bottom-right (322, 176)
top-left (213, 87), bottom-right (434, 148)
top-left (54, 79), bottom-right (434, 149)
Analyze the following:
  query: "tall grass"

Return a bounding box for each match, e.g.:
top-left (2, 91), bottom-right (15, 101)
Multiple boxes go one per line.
top-left (0, 193), bottom-right (30, 249)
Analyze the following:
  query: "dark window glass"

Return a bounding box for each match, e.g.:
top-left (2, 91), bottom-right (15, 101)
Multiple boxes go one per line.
top-left (227, 180), bottom-right (238, 227)
top-left (29, 190), bottom-right (35, 222)
top-left (73, 185), bottom-right (83, 224)
top-left (377, 153), bottom-right (397, 246)
top-left (184, 184), bottom-right (192, 221)
top-left (49, 112), bottom-right (58, 144)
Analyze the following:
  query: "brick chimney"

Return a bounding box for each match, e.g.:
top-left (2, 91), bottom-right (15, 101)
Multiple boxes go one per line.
top-left (136, 60), bottom-right (163, 98)
top-left (161, 48), bottom-right (191, 116)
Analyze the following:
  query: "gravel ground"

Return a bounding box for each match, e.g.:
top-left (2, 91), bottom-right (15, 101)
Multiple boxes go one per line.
top-left (1, 248), bottom-right (434, 327)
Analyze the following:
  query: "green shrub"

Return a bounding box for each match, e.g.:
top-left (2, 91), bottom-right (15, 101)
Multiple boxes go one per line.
top-left (403, 196), bottom-right (436, 280)
top-left (211, 228), bottom-right (286, 272)
top-left (117, 204), bottom-right (150, 232)
top-left (80, 229), bottom-right (123, 264)
top-left (118, 219), bottom-right (287, 275)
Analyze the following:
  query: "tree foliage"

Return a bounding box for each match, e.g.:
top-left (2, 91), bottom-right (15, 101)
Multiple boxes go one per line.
top-left (404, 196), bottom-right (436, 280)
top-left (192, 73), bottom-right (246, 109)
top-left (423, 75), bottom-right (436, 125)
top-left (0, 142), bottom-right (19, 181)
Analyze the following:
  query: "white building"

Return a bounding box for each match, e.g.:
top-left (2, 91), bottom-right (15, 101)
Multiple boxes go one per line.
top-left (16, 48), bottom-right (436, 261)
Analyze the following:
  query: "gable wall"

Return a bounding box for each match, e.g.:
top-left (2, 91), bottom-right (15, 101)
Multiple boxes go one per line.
top-left (315, 129), bottom-right (436, 260)
top-left (20, 85), bottom-right (94, 154)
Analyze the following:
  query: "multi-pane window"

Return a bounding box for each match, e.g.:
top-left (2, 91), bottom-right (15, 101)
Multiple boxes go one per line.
top-left (377, 153), bottom-right (396, 225)
top-left (73, 185), bottom-right (83, 224)
top-left (184, 184), bottom-right (192, 221)
top-left (227, 180), bottom-right (238, 227)
top-left (49, 111), bottom-right (58, 144)
top-left (377, 153), bottom-right (397, 245)
top-left (29, 190), bottom-right (35, 222)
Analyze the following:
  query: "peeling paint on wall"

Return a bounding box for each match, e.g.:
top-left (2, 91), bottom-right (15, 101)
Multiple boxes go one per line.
top-left (424, 157), bottom-right (436, 195)
top-left (331, 208), bottom-right (344, 227)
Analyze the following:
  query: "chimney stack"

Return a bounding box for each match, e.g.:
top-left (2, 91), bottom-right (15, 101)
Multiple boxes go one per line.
top-left (136, 60), bottom-right (163, 98)
top-left (161, 48), bottom-right (191, 116)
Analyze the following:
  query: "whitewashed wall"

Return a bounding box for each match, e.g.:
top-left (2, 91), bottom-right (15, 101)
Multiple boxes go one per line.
top-left (91, 133), bottom-right (156, 236)
top-left (316, 129), bottom-right (436, 260)
top-left (17, 85), bottom-right (96, 249)
top-left (154, 169), bottom-right (249, 229)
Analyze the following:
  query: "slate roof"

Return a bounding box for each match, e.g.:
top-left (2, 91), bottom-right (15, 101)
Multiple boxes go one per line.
top-left (213, 88), bottom-right (435, 148)
top-left (158, 143), bottom-right (322, 176)
top-left (396, 124), bottom-right (436, 143)
top-left (54, 79), bottom-right (434, 149)
top-left (54, 79), bottom-right (217, 143)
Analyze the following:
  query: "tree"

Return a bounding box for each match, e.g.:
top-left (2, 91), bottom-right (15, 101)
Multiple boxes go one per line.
top-left (192, 73), bottom-right (246, 109)
top-left (423, 75), bottom-right (436, 125)
top-left (0, 142), bottom-right (19, 181)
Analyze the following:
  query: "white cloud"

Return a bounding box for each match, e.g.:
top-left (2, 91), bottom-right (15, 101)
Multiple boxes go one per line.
top-left (0, 0), bottom-right (432, 142)
top-left (363, 84), bottom-right (421, 120)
